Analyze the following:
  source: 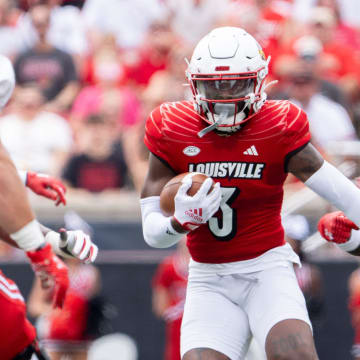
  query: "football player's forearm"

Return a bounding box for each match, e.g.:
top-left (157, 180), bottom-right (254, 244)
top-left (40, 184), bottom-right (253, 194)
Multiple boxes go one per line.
top-left (289, 143), bottom-right (360, 226)
top-left (0, 58), bottom-right (46, 251)
top-left (140, 196), bottom-right (184, 248)
top-left (305, 161), bottom-right (360, 226)
top-left (0, 145), bottom-right (46, 251)
top-left (0, 223), bottom-right (51, 249)
top-left (0, 145), bottom-right (35, 233)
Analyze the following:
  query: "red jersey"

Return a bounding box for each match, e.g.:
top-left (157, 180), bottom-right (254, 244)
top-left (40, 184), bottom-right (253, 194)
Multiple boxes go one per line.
top-left (0, 270), bottom-right (36, 359)
top-left (152, 255), bottom-right (188, 360)
top-left (144, 100), bottom-right (310, 263)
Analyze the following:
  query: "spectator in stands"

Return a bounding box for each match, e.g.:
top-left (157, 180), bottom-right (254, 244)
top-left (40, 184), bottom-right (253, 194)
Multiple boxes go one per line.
top-left (122, 44), bottom-right (193, 192)
top-left (14, 3), bottom-right (79, 112)
top-left (152, 238), bottom-right (189, 360)
top-left (16, 0), bottom-right (88, 64)
top-left (294, 35), bottom-right (349, 107)
top-left (142, 44), bottom-right (192, 115)
top-left (62, 113), bottom-right (130, 193)
top-left (123, 20), bottom-right (177, 89)
top-left (71, 35), bottom-right (140, 135)
top-left (0, 0), bottom-right (24, 58)
top-left (163, 0), bottom-right (230, 46)
top-left (0, 84), bottom-right (72, 175)
top-left (316, 0), bottom-right (360, 52)
top-left (28, 257), bottom-right (101, 360)
top-left (287, 64), bottom-right (357, 151)
top-left (307, 6), bottom-right (360, 85)
top-left (81, 0), bottom-right (165, 50)
top-left (306, 4), bottom-right (360, 136)
top-left (218, 1), bottom-right (297, 81)
top-left (273, 35), bottom-right (349, 109)
top-left (334, 0), bottom-right (360, 31)
top-left (293, 0), bottom-right (360, 52)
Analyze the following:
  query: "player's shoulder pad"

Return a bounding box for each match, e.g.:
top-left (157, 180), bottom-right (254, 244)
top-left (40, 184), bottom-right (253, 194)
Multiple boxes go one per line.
top-left (280, 100), bottom-right (310, 153)
top-left (284, 100), bottom-right (309, 131)
top-left (145, 101), bottom-right (193, 140)
top-left (145, 103), bottom-right (166, 141)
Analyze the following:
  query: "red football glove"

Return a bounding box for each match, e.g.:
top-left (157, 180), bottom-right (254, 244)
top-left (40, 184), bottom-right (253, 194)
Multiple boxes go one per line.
top-left (26, 172), bottom-right (66, 206)
top-left (318, 211), bottom-right (359, 244)
top-left (26, 243), bottom-right (69, 308)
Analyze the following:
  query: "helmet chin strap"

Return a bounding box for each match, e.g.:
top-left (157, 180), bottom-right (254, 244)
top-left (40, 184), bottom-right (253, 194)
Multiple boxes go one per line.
top-left (198, 110), bottom-right (229, 138)
top-left (197, 100), bottom-right (249, 138)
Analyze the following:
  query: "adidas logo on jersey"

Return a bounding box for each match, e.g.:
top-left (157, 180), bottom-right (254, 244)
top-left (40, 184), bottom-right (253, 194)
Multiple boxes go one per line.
top-left (243, 145), bottom-right (258, 156)
top-left (188, 162), bottom-right (265, 179)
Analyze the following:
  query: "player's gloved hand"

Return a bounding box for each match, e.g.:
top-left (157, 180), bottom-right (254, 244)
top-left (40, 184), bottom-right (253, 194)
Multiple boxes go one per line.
top-left (173, 175), bottom-right (221, 231)
top-left (45, 229), bottom-right (98, 264)
top-left (318, 211), bottom-right (359, 244)
top-left (26, 171), bottom-right (66, 206)
top-left (26, 243), bottom-right (69, 308)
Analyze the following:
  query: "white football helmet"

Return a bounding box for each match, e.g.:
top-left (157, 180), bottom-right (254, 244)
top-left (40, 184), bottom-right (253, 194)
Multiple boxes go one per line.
top-left (186, 27), bottom-right (271, 137)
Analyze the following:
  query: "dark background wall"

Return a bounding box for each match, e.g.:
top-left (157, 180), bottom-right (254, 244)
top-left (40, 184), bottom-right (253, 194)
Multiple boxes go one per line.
top-left (1, 260), bottom-right (358, 360)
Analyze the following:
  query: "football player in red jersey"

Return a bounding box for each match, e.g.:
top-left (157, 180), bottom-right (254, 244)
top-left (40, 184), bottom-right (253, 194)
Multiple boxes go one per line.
top-left (0, 55), bottom-right (98, 359)
top-left (140, 26), bottom-right (360, 360)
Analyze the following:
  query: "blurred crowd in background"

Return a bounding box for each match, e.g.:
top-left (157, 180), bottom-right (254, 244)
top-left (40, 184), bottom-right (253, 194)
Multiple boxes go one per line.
top-left (0, 0), bottom-right (359, 359)
top-left (0, 0), bottom-right (359, 195)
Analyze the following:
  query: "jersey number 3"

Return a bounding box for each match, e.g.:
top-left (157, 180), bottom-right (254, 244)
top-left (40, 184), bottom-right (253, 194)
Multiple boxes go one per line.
top-left (208, 187), bottom-right (240, 241)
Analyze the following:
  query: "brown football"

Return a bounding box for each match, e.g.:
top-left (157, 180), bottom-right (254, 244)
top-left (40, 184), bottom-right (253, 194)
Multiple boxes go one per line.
top-left (160, 172), bottom-right (213, 216)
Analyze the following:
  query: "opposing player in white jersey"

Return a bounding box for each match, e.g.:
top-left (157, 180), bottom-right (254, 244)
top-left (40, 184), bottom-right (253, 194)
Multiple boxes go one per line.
top-left (140, 27), bottom-right (360, 360)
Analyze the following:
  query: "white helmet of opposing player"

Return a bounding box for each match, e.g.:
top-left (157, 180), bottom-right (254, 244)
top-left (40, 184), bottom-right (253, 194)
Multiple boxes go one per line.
top-left (186, 27), bottom-right (271, 137)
